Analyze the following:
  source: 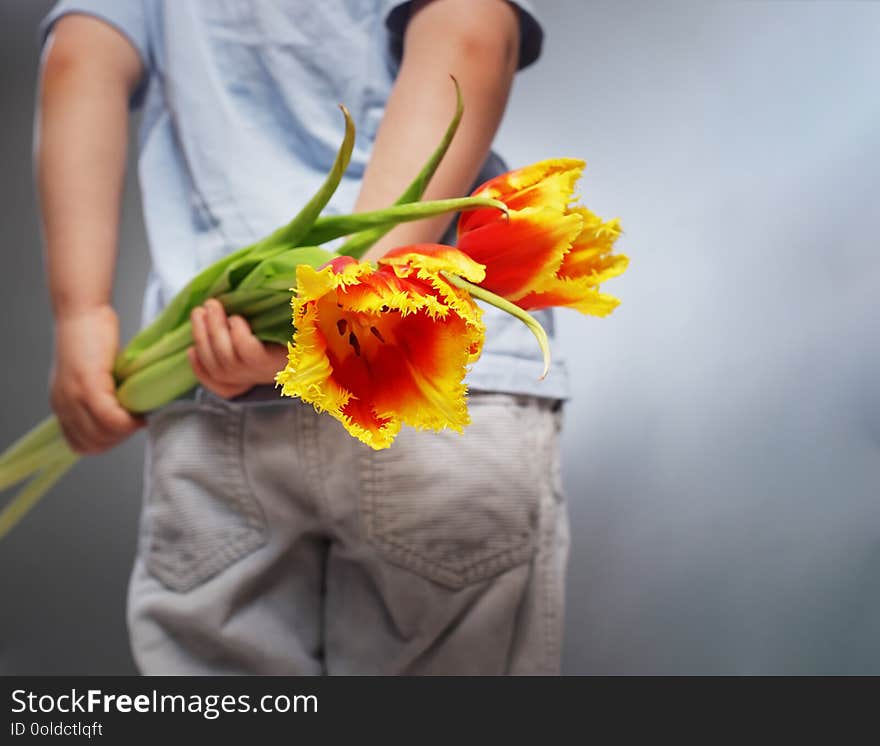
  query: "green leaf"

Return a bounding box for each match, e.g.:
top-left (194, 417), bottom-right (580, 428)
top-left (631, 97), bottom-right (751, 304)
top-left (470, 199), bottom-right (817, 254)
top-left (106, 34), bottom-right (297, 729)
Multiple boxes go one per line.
top-left (249, 303), bottom-right (296, 336)
top-left (254, 325), bottom-right (296, 348)
top-left (235, 246), bottom-right (336, 291)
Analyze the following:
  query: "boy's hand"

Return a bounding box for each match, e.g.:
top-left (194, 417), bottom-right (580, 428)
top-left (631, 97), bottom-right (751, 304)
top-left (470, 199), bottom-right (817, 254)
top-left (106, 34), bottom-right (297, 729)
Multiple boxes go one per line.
top-left (50, 304), bottom-right (144, 454)
top-left (188, 299), bottom-right (288, 399)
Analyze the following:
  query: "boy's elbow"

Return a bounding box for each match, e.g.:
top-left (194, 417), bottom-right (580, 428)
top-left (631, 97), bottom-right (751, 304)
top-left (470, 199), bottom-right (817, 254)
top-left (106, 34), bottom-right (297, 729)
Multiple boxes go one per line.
top-left (40, 38), bottom-right (105, 108)
top-left (41, 16), bottom-right (143, 95)
top-left (452, 23), bottom-right (518, 72)
top-left (406, 0), bottom-right (521, 74)
top-left (41, 31), bottom-right (84, 79)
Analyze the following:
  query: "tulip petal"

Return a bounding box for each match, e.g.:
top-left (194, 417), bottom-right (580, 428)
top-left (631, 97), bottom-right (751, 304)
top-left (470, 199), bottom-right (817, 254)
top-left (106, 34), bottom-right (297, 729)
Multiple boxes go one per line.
top-left (369, 312), bottom-right (477, 431)
top-left (560, 209), bottom-right (625, 281)
top-left (457, 207), bottom-right (583, 301)
top-left (380, 243), bottom-right (486, 284)
top-left (515, 279), bottom-right (622, 316)
top-left (456, 158), bottom-right (628, 317)
top-left (460, 158), bottom-right (585, 235)
top-left (276, 256), bottom-right (484, 450)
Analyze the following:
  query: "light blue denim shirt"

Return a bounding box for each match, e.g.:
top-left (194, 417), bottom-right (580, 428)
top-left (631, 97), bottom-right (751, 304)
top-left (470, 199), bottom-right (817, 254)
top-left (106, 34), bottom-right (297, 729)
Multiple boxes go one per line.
top-left (41, 0), bottom-right (569, 400)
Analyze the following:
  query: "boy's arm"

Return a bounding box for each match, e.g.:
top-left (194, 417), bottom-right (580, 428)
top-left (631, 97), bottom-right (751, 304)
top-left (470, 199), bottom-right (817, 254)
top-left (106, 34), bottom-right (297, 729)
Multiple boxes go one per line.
top-left (190, 0), bottom-right (520, 396)
top-left (37, 15), bottom-right (144, 453)
top-left (357, 0), bottom-right (520, 259)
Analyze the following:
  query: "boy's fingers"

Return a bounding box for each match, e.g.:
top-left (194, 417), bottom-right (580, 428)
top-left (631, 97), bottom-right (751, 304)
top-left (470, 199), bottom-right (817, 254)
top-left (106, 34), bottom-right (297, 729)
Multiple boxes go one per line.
top-left (188, 348), bottom-right (242, 399)
top-left (189, 348), bottom-right (226, 391)
top-left (230, 319), bottom-right (286, 380)
top-left (51, 395), bottom-right (90, 453)
top-left (260, 343), bottom-right (288, 381)
top-left (89, 392), bottom-right (143, 436)
top-left (190, 307), bottom-right (220, 373)
top-left (187, 346), bottom-right (208, 380)
top-left (228, 316), bottom-right (266, 365)
top-left (264, 343), bottom-right (288, 367)
top-left (58, 420), bottom-right (87, 454)
top-left (203, 300), bottom-right (237, 371)
top-left (64, 405), bottom-right (112, 453)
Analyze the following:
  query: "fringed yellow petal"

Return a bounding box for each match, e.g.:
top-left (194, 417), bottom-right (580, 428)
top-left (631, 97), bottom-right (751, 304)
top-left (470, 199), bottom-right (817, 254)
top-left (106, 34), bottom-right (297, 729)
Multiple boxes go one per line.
top-left (458, 158), bottom-right (628, 315)
top-left (276, 253), bottom-right (485, 450)
top-left (516, 277), bottom-right (623, 317)
top-left (473, 158), bottom-right (585, 202)
top-left (380, 244), bottom-right (486, 284)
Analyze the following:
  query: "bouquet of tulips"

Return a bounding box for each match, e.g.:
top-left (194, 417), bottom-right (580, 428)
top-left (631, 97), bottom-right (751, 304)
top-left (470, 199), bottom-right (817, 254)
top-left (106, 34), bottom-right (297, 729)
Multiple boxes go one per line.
top-left (0, 83), bottom-right (627, 541)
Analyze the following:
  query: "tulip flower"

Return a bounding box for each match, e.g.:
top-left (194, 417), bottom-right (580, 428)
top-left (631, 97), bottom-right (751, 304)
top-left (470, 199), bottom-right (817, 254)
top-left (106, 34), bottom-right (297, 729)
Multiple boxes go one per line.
top-left (457, 158), bottom-right (628, 315)
top-left (275, 246), bottom-right (486, 450)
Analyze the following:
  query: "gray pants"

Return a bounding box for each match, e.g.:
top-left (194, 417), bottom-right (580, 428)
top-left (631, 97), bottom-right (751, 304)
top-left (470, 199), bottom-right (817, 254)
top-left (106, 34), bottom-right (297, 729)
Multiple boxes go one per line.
top-left (128, 390), bottom-right (570, 675)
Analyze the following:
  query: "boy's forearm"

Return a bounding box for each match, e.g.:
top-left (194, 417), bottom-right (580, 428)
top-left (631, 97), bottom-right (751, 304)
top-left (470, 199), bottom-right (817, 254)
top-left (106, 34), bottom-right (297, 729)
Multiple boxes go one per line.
top-left (356, 0), bottom-right (520, 260)
top-left (36, 18), bottom-right (142, 319)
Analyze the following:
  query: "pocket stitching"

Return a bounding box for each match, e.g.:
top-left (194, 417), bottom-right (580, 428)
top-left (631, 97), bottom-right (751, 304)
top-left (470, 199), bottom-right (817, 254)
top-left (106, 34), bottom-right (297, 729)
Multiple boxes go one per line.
top-left (146, 403), bottom-right (268, 593)
top-left (359, 403), bottom-right (541, 589)
top-left (362, 455), bottom-right (537, 585)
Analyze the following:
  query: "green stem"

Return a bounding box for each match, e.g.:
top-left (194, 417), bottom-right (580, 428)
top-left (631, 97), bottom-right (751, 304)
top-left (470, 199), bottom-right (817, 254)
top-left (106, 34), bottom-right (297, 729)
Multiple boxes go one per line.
top-left (0, 415), bottom-right (61, 467)
top-left (0, 436), bottom-right (72, 492)
top-left (115, 321), bottom-right (196, 382)
top-left (116, 349), bottom-right (198, 414)
top-left (442, 273), bottom-right (552, 379)
top-left (0, 448), bottom-right (80, 542)
top-left (305, 196), bottom-right (506, 248)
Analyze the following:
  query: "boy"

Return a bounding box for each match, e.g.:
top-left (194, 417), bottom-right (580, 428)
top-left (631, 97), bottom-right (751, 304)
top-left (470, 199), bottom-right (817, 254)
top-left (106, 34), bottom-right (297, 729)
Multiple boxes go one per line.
top-left (38, 0), bottom-right (569, 674)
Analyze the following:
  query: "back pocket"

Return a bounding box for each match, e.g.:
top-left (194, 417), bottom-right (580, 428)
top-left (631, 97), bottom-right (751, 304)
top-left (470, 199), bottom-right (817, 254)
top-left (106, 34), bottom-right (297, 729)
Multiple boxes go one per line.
top-left (144, 400), bottom-right (267, 592)
top-left (359, 394), bottom-right (544, 589)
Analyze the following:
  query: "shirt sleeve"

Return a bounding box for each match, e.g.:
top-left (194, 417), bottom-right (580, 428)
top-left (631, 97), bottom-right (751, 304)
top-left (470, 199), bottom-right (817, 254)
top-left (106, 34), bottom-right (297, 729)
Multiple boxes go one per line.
top-left (383, 0), bottom-right (544, 71)
top-left (39, 0), bottom-right (151, 108)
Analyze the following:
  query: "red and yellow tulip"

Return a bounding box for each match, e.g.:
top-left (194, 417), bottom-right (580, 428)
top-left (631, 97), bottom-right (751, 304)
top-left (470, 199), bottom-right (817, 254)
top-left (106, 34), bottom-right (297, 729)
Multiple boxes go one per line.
top-left (457, 158), bottom-right (628, 316)
top-left (275, 246), bottom-right (486, 450)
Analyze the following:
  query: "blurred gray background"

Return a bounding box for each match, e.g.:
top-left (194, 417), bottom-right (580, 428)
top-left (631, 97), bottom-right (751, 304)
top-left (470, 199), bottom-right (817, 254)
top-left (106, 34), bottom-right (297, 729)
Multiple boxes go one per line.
top-left (2, 0), bottom-right (879, 675)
